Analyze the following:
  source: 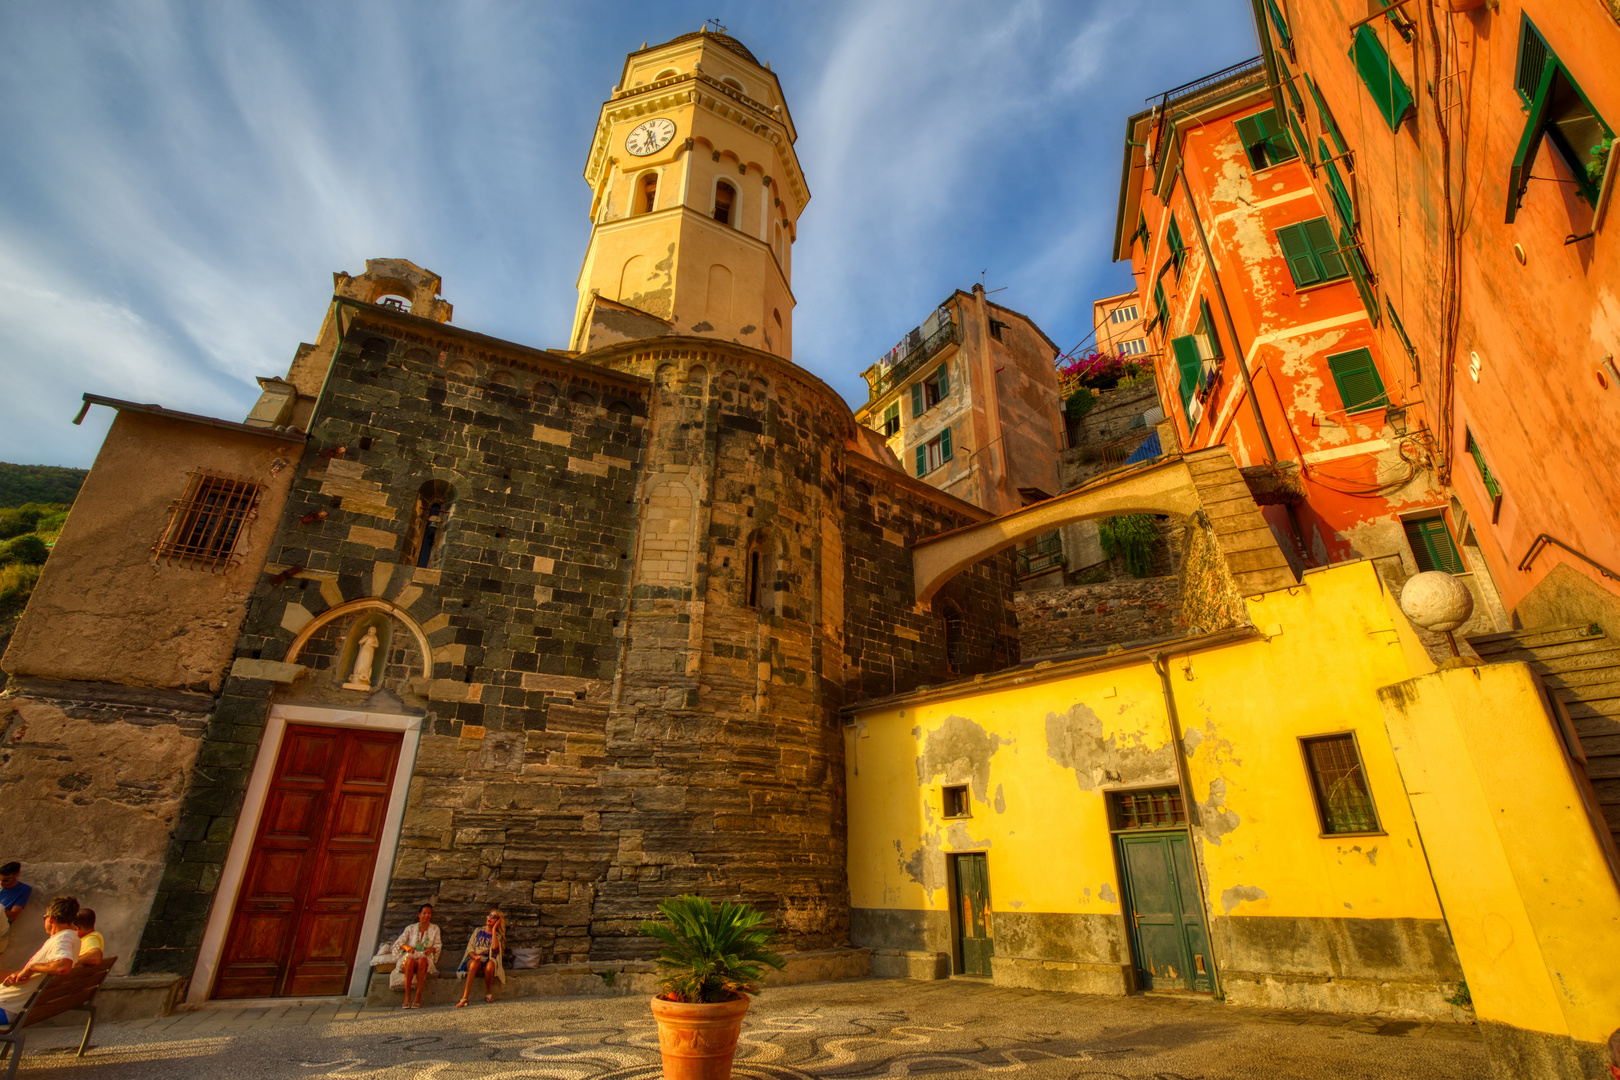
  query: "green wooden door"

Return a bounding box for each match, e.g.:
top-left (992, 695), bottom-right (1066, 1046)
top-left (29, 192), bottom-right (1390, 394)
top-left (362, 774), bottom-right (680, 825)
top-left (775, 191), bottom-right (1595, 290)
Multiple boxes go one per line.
top-left (1117, 832), bottom-right (1213, 992)
top-left (954, 852), bottom-right (993, 976)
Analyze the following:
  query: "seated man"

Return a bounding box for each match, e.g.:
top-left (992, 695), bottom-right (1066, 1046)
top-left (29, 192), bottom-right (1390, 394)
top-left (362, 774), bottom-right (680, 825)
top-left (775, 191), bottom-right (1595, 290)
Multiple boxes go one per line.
top-left (0, 864), bottom-right (30, 942)
top-left (0, 897), bottom-right (79, 1025)
top-left (73, 910), bottom-right (104, 967)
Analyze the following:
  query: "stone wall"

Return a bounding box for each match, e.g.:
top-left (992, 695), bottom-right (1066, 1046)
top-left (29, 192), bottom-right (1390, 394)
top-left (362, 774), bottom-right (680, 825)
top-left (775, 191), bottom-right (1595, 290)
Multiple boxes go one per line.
top-left (1061, 382), bottom-right (1160, 490)
top-left (1015, 577), bottom-right (1184, 658)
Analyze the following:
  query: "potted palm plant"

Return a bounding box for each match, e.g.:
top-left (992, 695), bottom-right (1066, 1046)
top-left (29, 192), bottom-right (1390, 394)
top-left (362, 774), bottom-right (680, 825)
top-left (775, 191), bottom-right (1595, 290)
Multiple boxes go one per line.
top-left (640, 895), bottom-right (786, 1080)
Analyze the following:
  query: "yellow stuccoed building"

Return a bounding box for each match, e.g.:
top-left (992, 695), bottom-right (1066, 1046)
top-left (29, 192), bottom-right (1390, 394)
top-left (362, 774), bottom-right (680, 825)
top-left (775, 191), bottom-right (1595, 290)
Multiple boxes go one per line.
top-left (845, 557), bottom-right (1620, 1076)
top-left (571, 30), bottom-right (804, 357)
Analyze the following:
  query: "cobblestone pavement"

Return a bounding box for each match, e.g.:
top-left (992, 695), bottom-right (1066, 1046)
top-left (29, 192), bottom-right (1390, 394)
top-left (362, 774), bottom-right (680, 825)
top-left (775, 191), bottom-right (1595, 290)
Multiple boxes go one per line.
top-left (13, 978), bottom-right (1485, 1079)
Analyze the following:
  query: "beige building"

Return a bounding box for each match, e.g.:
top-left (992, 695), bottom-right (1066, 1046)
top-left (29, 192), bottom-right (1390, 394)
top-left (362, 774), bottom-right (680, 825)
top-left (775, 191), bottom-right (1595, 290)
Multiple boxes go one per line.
top-left (1091, 290), bottom-right (1148, 360)
top-left (855, 286), bottom-right (1064, 518)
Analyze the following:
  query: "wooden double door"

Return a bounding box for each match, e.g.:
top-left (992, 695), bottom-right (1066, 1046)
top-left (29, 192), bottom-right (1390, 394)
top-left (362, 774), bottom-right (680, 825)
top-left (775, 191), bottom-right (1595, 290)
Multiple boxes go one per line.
top-left (1117, 831), bottom-right (1213, 992)
top-left (215, 724), bottom-right (402, 999)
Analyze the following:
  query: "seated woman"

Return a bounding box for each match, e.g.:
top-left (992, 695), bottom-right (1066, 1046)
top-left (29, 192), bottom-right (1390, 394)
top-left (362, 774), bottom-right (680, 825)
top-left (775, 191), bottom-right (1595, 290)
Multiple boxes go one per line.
top-left (454, 908), bottom-right (506, 1006)
top-left (73, 909), bottom-right (104, 967)
top-left (389, 904), bottom-right (441, 1009)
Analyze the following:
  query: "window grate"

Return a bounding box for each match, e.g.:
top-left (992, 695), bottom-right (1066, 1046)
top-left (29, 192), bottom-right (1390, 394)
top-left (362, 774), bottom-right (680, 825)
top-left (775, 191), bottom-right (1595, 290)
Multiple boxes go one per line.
top-left (1303, 734), bottom-right (1380, 834)
top-left (1110, 787), bottom-right (1186, 830)
top-left (154, 474), bottom-right (262, 570)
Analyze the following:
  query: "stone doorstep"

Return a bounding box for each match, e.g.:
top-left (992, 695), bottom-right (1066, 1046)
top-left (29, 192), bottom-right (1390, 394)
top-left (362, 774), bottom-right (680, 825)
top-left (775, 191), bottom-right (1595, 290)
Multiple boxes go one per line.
top-left (868, 949), bottom-right (950, 981)
top-left (363, 948), bottom-right (871, 1008)
top-left (30, 975), bottom-right (186, 1026)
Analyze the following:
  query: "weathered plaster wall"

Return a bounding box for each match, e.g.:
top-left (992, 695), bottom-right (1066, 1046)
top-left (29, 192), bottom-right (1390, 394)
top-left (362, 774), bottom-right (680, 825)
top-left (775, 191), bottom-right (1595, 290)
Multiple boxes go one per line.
top-left (848, 562), bottom-right (1467, 1018)
top-left (2, 412), bottom-right (295, 693)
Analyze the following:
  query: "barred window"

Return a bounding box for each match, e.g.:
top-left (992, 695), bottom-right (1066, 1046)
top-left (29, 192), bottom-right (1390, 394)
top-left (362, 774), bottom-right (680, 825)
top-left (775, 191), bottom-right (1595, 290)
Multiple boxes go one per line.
top-left (1110, 787), bottom-right (1186, 830)
top-left (154, 474), bottom-right (261, 569)
top-left (1303, 733), bottom-right (1381, 835)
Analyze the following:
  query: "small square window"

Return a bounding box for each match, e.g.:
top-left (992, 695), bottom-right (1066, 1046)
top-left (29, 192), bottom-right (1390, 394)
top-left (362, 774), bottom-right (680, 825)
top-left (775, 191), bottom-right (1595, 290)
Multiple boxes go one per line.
top-left (1303, 733), bottom-right (1381, 835)
top-left (942, 785), bottom-right (970, 818)
top-left (882, 403), bottom-right (900, 437)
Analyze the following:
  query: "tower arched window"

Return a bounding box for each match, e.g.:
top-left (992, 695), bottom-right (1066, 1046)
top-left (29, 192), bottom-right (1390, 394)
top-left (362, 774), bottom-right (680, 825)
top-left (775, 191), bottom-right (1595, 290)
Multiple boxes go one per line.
top-left (637, 172), bottom-right (658, 215)
top-left (745, 531), bottom-right (774, 613)
top-left (941, 602), bottom-right (967, 674)
top-left (405, 481), bottom-right (455, 568)
top-left (713, 181), bottom-right (736, 226)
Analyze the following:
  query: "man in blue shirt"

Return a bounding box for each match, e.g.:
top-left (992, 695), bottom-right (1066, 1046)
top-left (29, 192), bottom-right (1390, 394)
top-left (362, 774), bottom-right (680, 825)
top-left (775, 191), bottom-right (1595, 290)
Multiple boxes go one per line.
top-left (0, 863), bottom-right (31, 943)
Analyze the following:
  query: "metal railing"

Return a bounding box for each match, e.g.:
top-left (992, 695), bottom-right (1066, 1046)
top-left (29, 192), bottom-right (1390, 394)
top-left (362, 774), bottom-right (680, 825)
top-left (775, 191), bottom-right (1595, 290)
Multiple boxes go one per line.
top-left (1015, 532), bottom-right (1065, 577)
top-left (865, 318), bottom-right (962, 399)
top-left (1099, 429), bottom-right (1166, 470)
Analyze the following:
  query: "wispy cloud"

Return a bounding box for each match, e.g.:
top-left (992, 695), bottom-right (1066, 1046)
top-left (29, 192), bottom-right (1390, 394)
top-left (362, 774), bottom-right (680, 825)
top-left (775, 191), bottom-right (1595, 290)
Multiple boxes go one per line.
top-left (0, 0), bottom-right (1258, 467)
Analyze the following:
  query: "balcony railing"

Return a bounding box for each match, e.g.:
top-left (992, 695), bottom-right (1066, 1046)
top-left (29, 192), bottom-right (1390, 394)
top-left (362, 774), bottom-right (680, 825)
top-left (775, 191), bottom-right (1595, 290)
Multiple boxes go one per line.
top-left (1015, 532), bottom-right (1065, 577)
top-left (863, 317), bottom-right (962, 399)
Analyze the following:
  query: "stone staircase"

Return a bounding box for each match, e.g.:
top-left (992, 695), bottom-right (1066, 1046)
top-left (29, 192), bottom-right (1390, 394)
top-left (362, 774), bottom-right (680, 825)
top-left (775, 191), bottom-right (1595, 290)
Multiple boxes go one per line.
top-left (1467, 623), bottom-right (1620, 852)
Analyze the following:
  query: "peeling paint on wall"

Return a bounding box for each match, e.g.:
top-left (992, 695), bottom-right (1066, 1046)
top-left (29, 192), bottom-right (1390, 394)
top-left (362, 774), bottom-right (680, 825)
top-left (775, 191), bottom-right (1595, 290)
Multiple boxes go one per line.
top-left (918, 714), bottom-right (1010, 802)
top-left (1221, 884), bottom-right (1267, 913)
top-left (1199, 777), bottom-right (1241, 845)
top-left (1044, 702), bottom-right (1175, 791)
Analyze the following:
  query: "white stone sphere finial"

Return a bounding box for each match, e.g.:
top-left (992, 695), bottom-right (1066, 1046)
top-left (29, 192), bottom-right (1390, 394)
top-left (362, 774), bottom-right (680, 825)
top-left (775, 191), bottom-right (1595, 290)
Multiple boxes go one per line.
top-left (1400, 571), bottom-right (1474, 633)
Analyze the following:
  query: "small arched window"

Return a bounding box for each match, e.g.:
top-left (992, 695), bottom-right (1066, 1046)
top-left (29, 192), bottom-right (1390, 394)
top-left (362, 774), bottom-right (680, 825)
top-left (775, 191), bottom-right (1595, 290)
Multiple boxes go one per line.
top-left (713, 181), bottom-right (736, 226)
top-left (638, 172), bottom-right (658, 214)
top-left (941, 602), bottom-right (967, 674)
top-left (745, 532), bottom-right (774, 612)
top-left (571, 390), bottom-right (597, 407)
top-left (358, 337), bottom-right (390, 365)
top-left (722, 77), bottom-right (744, 94)
top-left (405, 481), bottom-right (456, 569)
top-left (655, 68), bottom-right (678, 81)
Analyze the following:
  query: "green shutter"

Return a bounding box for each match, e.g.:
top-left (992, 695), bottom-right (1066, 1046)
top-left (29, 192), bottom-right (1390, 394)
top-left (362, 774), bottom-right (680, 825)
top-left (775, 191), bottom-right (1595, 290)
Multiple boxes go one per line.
top-left (1276, 223), bottom-right (1321, 287)
top-left (1153, 279), bottom-right (1169, 327)
top-left (935, 364), bottom-right (950, 397)
top-left (1136, 212), bottom-right (1150, 249)
top-left (1507, 60), bottom-right (1555, 224)
top-left (1289, 110), bottom-right (1314, 167)
top-left (910, 382), bottom-right (925, 418)
top-left (1235, 114), bottom-right (1264, 169)
top-left (1342, 230), bottom-right (1380, 324)
top-left (1515, 19), bottom-right (1549, 105)
top-left (1302, 217), bottom-right (1348, 281)
top-left (1168, 215), bottom-right (1186, 273)
top-left (1198, 297), bottom-right (1223, 358)
top-left (1466, 431), bottom-right (1502, 498)
top-left (1307, 74), bottom-right (1347, 154)
top-left (939, 426), bottom-right (953, 462)
top-left (1172, 336), bottom-right (1202, 423)
top-left (1403, 517), bottom-right (1465, 574)
top-left (915, 444), bottom-right (928, 476)
top-left (1327, 348), bottom-right (1386, 412)
top-left (1350, 24), bottom-right (1415, 132)
top-left (1385, 299), bottom-right (1417, 370)
top-left (1265, 0), bottom-right (1292, 52)
top-left (1236, 109), bottom-right (1296, 169)
top-left (1320, 140), bottom-right (1354, 232)
top-left (1281, 60), bottom-right (1307, 119)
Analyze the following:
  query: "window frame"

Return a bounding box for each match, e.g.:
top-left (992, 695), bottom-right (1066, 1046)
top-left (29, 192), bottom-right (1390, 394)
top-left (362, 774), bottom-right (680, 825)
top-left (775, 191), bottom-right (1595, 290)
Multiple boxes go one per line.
top-left (914, 426), bottom-right (954, 476)
top-left (153, 473), bottom-right (262, 571)
top-left (1118, 337), bottom-right (1148, 357)
top-left (1349, 24), bottom-right (1415, 132)
top-left (1326, 347), bottom-right (1388, 414)
top-left (1167, 215), bottom-right (1187, 276)
top-left (1194, 297), bottom-right (1224, 362)
top-left (712, 179), bottom-right (737, 226)
top-left (1465, 429), bottom-right (1503, 506)
top-left (1108, 786), bottom-right (1188, 831)
top-left (1301, 731), bottom-right (1383, 837)
top-left (1275, 218), bottom-right (1348, 289)
top-left (1506, 18), bottom-right (1614, 222)
top-left (1171, 335), bottom-right (1203, 429)
top-left (942, 783), bottom-right (971, 819)
top-left (882, 402), bottom-right (901, 437)
top-left (1403, 513), bottom-right (1466, 575)
top-left (1385, 299), bottom-right (1419, 374)
top-left (1234, 107), bottom-right (1298, 172)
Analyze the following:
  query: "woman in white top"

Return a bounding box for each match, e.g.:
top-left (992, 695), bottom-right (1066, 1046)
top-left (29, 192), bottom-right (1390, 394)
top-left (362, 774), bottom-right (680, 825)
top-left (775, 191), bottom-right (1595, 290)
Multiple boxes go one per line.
top-left (390, 904), bottom-right (442, 1009)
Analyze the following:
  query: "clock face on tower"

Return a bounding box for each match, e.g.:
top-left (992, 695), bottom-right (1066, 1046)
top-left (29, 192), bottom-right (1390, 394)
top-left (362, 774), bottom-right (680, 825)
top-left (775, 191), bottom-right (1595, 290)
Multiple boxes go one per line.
top-left (625, 118), bottom-right (676, 156)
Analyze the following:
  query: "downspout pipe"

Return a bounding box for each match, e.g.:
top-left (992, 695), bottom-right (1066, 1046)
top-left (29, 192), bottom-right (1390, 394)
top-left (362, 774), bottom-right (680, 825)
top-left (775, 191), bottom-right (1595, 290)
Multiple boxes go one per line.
top-left (1152, 649), bottom-right (1224, 1000)
top-left (1175, 162), bottom-right (1310, 566)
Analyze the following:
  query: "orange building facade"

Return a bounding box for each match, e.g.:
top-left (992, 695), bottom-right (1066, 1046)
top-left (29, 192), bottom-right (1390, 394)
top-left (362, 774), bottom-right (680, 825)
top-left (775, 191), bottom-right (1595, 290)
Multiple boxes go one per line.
top-left (1114, 0), bottom-right (1620, 635)
top-left (1249, 0), bottom-right (1620, 633)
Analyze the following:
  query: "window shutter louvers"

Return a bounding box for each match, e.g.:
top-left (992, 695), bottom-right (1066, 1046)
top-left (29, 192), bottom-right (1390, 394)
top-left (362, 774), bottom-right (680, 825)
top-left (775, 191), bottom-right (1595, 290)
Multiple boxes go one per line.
top-left (1320, 140), bottom-right (1354, 232)
top-left (936, 364), bottom-right (950, 397)
top-left (1307, 74), bottom-right (1347, 154)
top-left (1327, 348), bottom-right (1386, 412)
top-left (939, 426), bottom-right (953, 462)
top-left (1404, 517), bottom-right (1465, 575)
top-left (1343, 232), bottom-right (1381, 324)
top-left (1172, 336), bottom-right (1203, 425)
top-left (1507, 61), bottom-right (1555, 224)
top-left (915, 444), bottom-right (928, 476)
top-left (1235, 115), bottom-right (1264, 169)
top-left (1515, 21), bottom-right (1549, 105)
top-left (1265, 0), bottom-right (1292, 51)
top-left (1276, 223), bottom-right (1322, 287)
top-left (1302, 217), bottom-right (1348, 280)
top-left (911, 382), bottom-right (925, 418)
top-left (1350, 24), bottom-right (1415, 131)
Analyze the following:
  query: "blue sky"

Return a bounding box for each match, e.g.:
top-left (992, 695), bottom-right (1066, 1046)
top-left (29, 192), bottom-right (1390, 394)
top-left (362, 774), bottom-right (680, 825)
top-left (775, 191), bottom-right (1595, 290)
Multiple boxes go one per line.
top-left (0, 1), bottom-right (1259, 468)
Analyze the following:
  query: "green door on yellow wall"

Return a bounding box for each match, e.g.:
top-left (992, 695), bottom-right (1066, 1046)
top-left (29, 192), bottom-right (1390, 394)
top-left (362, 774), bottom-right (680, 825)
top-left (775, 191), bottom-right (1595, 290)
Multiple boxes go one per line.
top-left (1117, 832), bottom-right (1213, 992)
top-left (953, 852), bottom-right (993, 976)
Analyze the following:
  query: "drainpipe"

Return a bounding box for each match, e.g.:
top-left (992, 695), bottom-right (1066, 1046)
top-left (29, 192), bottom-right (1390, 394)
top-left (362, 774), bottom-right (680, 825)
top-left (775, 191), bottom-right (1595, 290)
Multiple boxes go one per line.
top-left (1152, 650), bottom-right (1225, 1000)
top-left (1175, 163), bottom-right (1309, 566)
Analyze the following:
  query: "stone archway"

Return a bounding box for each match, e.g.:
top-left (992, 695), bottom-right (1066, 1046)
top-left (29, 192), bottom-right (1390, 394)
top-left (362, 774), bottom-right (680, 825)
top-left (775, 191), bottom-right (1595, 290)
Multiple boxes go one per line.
top-left (912, 447), bottom-right (1296, 605)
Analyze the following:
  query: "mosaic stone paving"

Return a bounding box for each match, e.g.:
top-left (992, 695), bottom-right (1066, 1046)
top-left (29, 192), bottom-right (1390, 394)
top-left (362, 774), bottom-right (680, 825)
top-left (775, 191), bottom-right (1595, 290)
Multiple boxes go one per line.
top-left (13, 978), bottom-right (1485, 1080)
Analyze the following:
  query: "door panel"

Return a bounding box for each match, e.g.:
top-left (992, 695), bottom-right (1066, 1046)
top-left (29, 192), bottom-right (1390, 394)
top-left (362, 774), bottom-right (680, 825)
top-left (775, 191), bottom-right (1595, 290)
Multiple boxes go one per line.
top-left (216, 724), bottom-right (401, 999)
top-left (1118, 832), bottom-right (1213, 993)
top-left (953, 853), bottom-right (994, 976)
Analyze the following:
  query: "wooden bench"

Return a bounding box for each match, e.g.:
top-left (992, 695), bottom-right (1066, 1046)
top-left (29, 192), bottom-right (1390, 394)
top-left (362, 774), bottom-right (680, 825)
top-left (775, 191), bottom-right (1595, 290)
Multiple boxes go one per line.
top-left (0, 957), bottom-right (116, 1079)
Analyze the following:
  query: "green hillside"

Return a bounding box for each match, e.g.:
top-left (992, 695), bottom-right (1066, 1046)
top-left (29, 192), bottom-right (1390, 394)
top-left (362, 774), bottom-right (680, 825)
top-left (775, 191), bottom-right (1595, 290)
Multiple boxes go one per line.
top-left (0, 462), bottom-right (87, 508)
top-left (0, 499), bottom-right (70, 658)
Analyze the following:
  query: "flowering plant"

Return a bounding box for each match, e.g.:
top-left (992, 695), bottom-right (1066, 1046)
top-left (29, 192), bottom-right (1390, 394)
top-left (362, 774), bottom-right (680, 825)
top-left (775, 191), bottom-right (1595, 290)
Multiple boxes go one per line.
top-left (1057, 350), bottom-right (1147, 398)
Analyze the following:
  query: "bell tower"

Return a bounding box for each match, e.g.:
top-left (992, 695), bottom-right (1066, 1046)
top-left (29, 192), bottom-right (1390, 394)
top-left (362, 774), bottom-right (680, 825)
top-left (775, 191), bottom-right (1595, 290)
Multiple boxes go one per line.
top-left (571, 29), bottom-right (808, 359)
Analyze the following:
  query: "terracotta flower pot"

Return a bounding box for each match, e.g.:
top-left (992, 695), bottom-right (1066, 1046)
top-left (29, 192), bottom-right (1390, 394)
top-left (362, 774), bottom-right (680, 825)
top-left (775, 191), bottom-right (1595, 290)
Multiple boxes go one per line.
top-left (650, 993), bottom-right (751, 1080)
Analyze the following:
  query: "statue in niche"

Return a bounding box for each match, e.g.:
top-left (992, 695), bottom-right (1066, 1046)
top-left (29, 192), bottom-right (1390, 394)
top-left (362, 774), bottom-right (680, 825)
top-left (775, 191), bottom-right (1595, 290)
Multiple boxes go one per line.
top-left (342, 625), bottom-right (381, 691)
